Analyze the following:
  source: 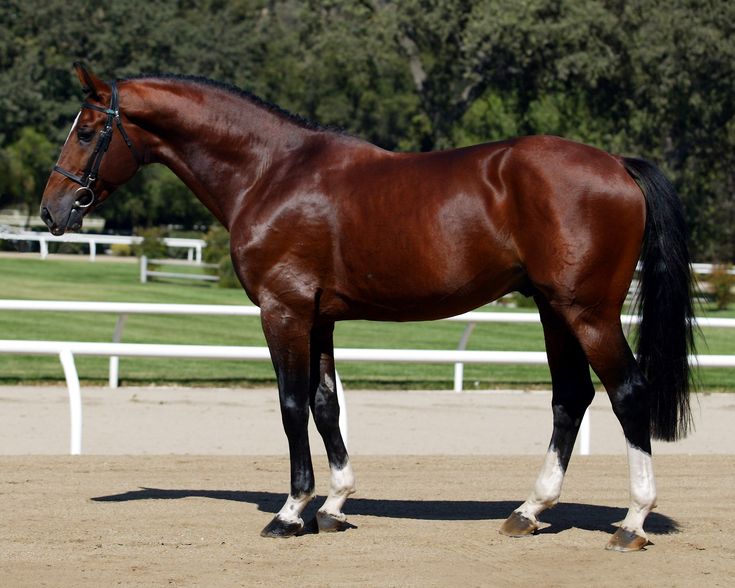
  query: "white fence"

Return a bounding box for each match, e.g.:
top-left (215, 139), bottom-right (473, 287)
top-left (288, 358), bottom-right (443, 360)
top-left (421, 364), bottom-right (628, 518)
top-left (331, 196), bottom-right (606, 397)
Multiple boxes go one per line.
top-left (0, 299), bottom-right (733, 455)
top-left (139, 255), bottom-right (219, 283)
top-left (0, 230), bottom-right (206, 262)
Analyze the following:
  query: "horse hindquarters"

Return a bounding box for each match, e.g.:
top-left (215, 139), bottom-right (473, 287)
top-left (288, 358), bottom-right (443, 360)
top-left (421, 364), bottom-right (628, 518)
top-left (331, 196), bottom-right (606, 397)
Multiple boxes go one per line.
top-left (499, 147), bottom-right (663, 550)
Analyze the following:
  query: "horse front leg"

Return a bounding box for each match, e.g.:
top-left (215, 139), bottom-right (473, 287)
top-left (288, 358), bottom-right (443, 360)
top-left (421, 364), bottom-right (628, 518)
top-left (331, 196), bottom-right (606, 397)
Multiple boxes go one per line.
top-left (259, 307), bottom-right (316, 538)
top-left (309, 322), bottom-right (356, 532)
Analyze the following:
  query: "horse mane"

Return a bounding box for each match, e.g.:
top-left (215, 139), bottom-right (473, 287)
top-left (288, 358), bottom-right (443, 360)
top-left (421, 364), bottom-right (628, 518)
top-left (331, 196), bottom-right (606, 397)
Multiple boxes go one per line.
top-left (120, 73), bottom-right (343, 134)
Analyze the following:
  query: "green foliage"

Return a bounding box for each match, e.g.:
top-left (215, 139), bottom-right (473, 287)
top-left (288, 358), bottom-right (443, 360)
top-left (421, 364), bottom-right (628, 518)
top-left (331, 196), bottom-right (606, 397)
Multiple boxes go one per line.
top-left (132, 226), bottom-right (168, 259)
top-left (216, 255), bottom-right (240, 289)
top-left (1, 0), bottom-right (733, 260)
top-left (511, 292), bottom-right (537, 309)
top-left (97, 165), bottom-right (214, 232)
top-left (204, 225), bottom-right (239, 288)
top-left (709, 266), bottom-right (735, 311)
top-left (0, 127), bottom-right (56, 225)
top-left (202, 225), bottom-right (229, 264)
top-left (109, 243), bottom-right (133, 256)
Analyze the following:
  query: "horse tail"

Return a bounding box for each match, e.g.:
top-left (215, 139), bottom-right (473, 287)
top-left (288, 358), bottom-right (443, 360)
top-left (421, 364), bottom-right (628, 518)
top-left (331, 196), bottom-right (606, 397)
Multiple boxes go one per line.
top-left (621, 157), bottom-right (696, 441)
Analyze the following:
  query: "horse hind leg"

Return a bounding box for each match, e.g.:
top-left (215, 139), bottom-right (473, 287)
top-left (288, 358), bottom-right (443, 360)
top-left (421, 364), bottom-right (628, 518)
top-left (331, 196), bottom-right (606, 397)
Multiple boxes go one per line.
top-left (557, 304), bottom-right (656, 551)
top-left (500, 296), bottom-right (595, 537)
top-left (309, 322), bottom-right (356, 532)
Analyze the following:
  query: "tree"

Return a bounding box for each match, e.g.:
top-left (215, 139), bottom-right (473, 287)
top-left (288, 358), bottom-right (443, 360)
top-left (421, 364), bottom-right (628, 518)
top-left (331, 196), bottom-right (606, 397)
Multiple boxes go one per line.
top-left (1, 127), bottom-right (56, 226)
top-left (0, 0), bottom-right (732, 259)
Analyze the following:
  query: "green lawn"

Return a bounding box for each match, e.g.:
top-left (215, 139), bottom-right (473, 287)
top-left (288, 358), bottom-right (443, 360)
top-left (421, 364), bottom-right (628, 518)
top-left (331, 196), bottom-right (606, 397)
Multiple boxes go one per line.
top-left (0, 255), bottom-right (733, 390)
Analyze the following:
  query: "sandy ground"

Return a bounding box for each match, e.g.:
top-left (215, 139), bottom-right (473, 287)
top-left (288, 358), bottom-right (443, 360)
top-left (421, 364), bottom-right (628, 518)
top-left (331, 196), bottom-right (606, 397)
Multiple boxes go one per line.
top-left (2, 386), bottom-right (734, 455)
top-left (1, 386), bottom-right (734, 586)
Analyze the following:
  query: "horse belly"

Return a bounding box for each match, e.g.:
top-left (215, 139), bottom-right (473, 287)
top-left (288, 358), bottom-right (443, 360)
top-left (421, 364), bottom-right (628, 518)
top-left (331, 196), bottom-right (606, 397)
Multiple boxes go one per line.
top-left (332, 221), bottom-right (524, 321)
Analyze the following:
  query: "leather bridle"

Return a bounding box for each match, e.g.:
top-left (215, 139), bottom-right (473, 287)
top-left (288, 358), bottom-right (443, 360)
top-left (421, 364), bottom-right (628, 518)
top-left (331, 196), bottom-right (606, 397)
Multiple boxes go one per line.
top-left (53, 81), bottom-right (142, 209)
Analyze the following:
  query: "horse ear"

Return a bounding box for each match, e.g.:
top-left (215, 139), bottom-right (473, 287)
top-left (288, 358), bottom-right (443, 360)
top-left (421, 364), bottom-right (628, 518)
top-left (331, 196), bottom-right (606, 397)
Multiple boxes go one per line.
top-left (73, 62), bottom-right (106, 99)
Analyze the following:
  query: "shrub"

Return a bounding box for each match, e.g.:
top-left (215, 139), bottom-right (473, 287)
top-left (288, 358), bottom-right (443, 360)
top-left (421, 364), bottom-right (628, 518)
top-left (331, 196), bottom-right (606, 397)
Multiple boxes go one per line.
top-left (511, 292), bottom-right (537, 309)
top-left (109, 243), bottom-right (133, 256)
top-left (217, 254), bottom-right (240, 288)
top-left (204, 225), bottom-right (239, 288)
top-left (709, 264), bottom-right (735, 310)
top-left (203, 225), bottom-right (228, 263)
top-left (132, 226), bottom-right (169, 259)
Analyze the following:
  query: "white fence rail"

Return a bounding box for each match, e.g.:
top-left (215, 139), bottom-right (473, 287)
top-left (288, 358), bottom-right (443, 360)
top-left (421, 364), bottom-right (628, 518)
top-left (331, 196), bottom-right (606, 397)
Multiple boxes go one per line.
top-left (0, 230), bottom-right (205, 262)
top-left (1, 299), bottom-right (733, 455)
top-left (2, 299), bottom-right (732, 390)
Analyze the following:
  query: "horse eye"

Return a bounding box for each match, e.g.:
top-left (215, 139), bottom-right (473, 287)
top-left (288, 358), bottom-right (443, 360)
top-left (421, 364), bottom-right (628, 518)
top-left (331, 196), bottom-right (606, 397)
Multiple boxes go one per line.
top-left (77, 128), bottom-right (95, 143)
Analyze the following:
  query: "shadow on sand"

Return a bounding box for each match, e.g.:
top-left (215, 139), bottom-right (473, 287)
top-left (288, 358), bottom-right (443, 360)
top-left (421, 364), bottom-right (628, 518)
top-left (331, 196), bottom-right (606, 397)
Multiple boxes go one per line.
top-left (91, 487), bottom-right (679, 535)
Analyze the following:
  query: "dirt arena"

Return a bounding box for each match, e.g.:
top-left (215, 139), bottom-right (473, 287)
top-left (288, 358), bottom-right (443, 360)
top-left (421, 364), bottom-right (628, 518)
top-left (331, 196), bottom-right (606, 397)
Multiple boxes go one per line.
top-left (1, 387), bottom-right (734, 586)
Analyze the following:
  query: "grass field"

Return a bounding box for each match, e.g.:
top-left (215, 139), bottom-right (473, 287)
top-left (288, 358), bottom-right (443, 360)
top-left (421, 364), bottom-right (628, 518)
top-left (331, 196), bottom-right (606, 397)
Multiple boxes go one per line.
top-left (0, 254), bottom-right (733, 390)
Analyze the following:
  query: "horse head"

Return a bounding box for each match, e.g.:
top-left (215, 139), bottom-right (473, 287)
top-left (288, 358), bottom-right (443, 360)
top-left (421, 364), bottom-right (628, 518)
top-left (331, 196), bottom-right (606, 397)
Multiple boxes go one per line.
top-left (40, 63), bottom-right (142, 235)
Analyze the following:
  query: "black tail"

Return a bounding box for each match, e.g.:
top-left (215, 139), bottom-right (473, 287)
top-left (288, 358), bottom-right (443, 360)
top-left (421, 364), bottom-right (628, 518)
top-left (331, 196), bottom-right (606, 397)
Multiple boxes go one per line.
top-left (623, 157), bottom-right (696, 441)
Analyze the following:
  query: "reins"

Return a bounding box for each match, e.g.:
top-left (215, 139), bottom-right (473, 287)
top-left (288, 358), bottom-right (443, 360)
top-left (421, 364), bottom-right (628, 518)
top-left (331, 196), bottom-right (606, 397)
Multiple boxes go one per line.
top-left (53, 81), bottom-right (142, 209)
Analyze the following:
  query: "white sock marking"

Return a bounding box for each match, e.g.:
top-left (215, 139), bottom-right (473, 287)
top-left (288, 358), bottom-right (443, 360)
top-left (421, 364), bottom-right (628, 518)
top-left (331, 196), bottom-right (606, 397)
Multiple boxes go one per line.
top-left (276, 492), bottom-right (314, 525)
top-left (620, 443), bottom-right (657, 537)
top-left (516, 449), bottom-right (565, 522)
top-left (319, 460), bottom-right (356, 519)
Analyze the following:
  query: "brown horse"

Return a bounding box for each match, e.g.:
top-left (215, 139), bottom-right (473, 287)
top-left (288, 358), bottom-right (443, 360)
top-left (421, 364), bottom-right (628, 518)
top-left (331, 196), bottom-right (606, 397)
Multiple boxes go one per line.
top-left (41, 63), bottom-right (695, 551)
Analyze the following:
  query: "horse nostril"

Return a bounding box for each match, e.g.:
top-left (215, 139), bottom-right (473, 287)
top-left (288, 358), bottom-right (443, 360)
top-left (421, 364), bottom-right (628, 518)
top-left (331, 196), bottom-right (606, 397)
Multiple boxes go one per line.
top-left (40, 206), bottom-right (54, 229)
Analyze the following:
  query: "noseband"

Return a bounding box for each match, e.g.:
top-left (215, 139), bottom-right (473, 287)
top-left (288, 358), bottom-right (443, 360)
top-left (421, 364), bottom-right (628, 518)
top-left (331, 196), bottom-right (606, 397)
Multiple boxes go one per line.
top-left (53, 81), bottom-right (142, 209)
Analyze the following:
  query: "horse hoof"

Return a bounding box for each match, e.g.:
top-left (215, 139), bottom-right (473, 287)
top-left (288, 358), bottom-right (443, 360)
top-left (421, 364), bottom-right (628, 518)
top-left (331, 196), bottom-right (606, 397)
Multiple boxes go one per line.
top-left (499, 511), bottom-right (538, 537)
top-left (316, 510), bottom-right (356, 533)
top-left (260, 516), bottom-right (304, 538)
top-left (605, 527), bottom-right (649, 552)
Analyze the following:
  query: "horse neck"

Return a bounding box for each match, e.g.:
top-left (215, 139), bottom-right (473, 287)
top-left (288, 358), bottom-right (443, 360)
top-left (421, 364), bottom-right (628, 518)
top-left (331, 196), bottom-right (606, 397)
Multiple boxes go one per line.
top-left (120, 78), bottom-right (315, 229)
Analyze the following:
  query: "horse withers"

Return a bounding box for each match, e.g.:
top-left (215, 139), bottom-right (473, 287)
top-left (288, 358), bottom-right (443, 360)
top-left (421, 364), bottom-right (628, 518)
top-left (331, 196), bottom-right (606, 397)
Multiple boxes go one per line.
top-left (40, 63), bottom-right (696, 551)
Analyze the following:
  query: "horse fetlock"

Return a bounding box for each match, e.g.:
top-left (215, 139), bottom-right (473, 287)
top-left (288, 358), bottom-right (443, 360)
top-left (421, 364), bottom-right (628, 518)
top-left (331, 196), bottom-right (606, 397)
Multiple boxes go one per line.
top-left (330, 461), bottom-right (355, 489)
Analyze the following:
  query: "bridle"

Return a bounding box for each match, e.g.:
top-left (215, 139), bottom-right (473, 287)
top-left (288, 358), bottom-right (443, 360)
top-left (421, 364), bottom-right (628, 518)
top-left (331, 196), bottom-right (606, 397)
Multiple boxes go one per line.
top-left (52, 81), bottom-right (142, 209)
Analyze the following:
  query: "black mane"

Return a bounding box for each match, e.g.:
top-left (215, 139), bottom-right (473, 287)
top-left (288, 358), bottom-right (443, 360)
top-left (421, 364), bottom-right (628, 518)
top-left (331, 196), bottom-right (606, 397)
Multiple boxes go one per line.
top-left (120, 73), bottom-right (342, 134)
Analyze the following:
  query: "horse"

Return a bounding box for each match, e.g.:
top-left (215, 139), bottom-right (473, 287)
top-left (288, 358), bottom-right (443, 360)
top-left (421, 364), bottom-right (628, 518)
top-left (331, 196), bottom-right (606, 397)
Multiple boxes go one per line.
top-left (41, 63), bottom-right (695, 551)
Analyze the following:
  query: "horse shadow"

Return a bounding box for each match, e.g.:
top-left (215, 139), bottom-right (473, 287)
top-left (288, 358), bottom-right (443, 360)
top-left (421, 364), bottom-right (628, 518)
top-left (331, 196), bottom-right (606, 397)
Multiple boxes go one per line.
top-left (91, 487), bottom-right (679, 536)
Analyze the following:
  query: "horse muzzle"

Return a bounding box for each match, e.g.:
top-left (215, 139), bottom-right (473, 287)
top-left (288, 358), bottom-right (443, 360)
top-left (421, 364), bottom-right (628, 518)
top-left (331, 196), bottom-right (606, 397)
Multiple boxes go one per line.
top-left (40, 201), bottom-right (86, 236)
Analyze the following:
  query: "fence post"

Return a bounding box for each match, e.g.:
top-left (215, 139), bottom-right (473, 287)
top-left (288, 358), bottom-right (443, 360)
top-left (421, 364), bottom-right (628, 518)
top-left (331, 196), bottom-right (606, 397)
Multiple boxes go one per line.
top-left (140, 255), bottom-right (148, 283)
top-left (579, 408), bottom-right (591, 455)
top-left (453, 322), bottom-right (476, 392)
top-left (109, 314), bottom-right (128, 389)
top-left (335, 370), bottom-right (348, 450)
top-left (58, 349), bottom-right (82, 455)
top-left (39, 238), bottom-right (48, 260)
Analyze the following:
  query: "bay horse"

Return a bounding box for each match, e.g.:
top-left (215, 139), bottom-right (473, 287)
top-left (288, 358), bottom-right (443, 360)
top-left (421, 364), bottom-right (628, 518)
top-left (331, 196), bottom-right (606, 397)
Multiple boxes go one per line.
top-left (41, 63), bottom-right (695, 551)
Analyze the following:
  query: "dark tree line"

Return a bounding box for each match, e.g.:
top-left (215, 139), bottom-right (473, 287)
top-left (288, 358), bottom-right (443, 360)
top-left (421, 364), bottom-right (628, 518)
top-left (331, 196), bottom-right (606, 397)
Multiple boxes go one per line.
top-left (1, 0), bottom-right (733, 260)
